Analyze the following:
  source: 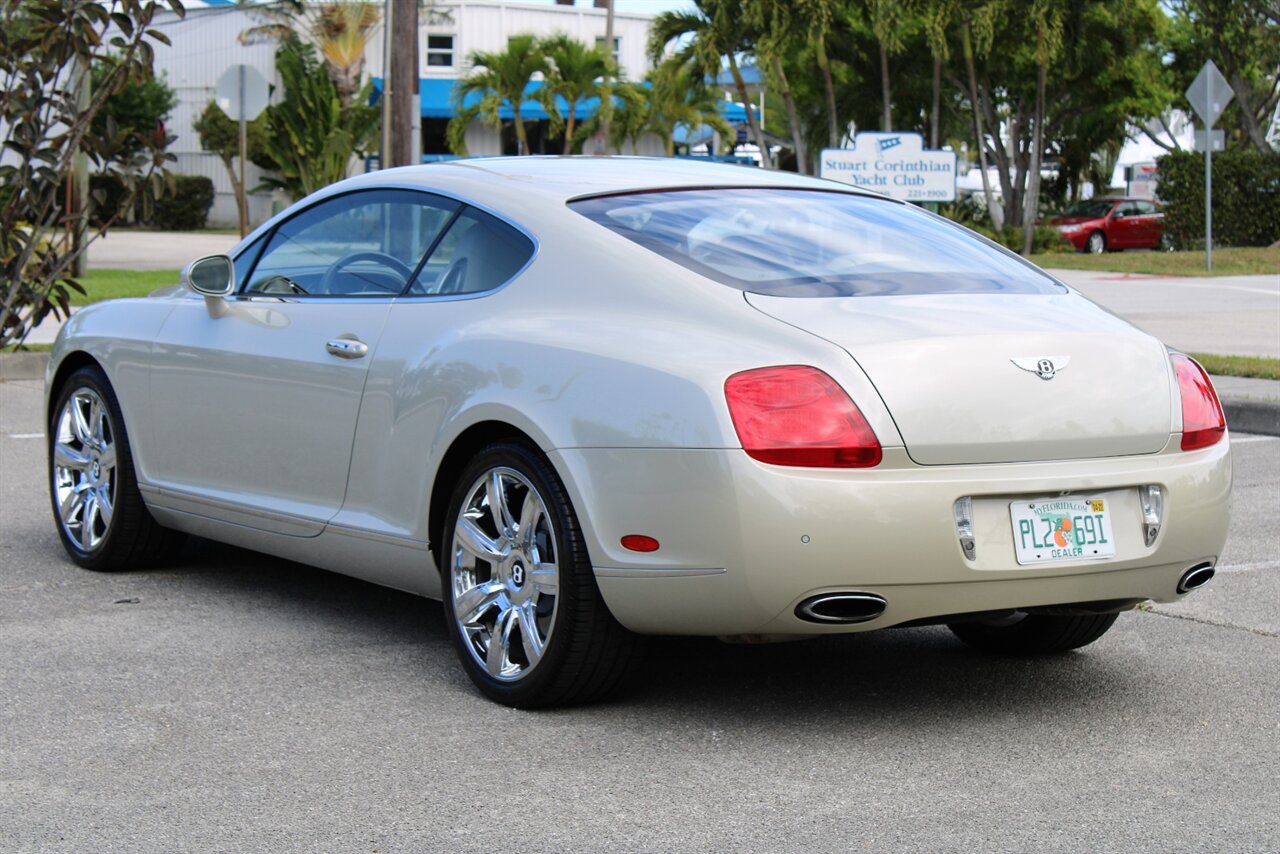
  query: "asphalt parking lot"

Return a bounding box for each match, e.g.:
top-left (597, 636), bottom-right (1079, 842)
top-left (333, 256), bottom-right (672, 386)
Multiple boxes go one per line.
top-left (1, 377), bottom-right (1277, 851)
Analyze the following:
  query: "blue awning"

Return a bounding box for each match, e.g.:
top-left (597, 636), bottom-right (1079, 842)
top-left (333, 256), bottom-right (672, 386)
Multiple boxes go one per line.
top-left (372, 78), bottom-right (752, 124)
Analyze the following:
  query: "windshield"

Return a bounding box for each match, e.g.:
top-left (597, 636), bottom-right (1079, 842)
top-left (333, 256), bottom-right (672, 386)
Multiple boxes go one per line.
top-left (1060, 199), bottom-right (1116, 218)
top-left (570, 189), bottom-right (1064, 298)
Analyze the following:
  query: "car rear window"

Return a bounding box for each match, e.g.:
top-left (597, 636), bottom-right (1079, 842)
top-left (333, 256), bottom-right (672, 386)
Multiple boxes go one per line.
top-left (570, 189), bottom-right (1064, 297)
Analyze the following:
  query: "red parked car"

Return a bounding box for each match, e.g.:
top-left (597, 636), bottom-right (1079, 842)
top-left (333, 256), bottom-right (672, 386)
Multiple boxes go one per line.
top-left (1048, 197), bottom-right (1169, 253)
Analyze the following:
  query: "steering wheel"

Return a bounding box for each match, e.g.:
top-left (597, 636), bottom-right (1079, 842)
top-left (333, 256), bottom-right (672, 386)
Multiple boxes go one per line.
top-left (436, 257), bottom-right (469, 295)
top-left (320, 251), bottom-right (414, 295)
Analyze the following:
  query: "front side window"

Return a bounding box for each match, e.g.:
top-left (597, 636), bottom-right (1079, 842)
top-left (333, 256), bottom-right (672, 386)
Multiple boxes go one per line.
top-left (407, 206), bottom-right (535, 296)
top-left (244, 190), bottom-right (459, 297)
top-left (571, 189), bottom-right (1064, 298)
top-left (427, 34), bottom-right (454, 67)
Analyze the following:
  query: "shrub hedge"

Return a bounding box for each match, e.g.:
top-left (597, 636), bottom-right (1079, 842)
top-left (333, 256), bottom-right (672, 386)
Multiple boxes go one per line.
top-left (1156, 149), bottom-right (1280, 249)
top-left (87, 173), bottom-right (215, 231)
top-left (152, 174), bottom-right (215, 230)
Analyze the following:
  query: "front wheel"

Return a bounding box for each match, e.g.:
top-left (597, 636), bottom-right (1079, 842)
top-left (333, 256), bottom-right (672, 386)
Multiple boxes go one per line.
top-left (49, 366), bottom-right (184, 571)
top-left (440, 441), bottom-right (641, 708)
top-left (948, 612), bottom-right (1118, 655)
top-left (1085, 230), bottom-right (1107, 254)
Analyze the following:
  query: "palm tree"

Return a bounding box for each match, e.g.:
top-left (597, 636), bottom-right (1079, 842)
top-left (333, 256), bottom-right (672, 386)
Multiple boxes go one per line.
top-left (448, 34), bottom-right (548, 156)
top-left (238, 1), bottom-right (380, 108)
top-left (643, 58), bottom-right (734, 156)
top-left (650, 0), bottom-right (772, 168)
top-left (746, 0), bottom-right (808, 172)
top-left (539, 34), bottom-right (615, 155)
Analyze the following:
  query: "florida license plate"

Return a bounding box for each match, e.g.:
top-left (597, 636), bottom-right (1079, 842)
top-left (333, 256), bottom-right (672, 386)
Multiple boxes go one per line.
top-left (1009, 497), bottom-right (1116, 565)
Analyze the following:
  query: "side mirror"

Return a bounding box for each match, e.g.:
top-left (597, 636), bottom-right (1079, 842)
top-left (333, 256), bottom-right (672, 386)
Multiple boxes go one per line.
top-left (181, 255), bottom-right (235, 296)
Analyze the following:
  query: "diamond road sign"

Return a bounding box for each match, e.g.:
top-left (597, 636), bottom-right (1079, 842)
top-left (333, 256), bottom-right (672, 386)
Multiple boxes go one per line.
top-left (215, 65), bottom-right (270, 122)
top-left (1185, 60), bottom-right (1233, 128)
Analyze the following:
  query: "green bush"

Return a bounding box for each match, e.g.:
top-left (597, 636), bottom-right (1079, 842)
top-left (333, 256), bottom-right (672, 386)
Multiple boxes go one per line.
top-left (965, 223), bottom-right (1068, 254)
top-left (151, 174), bottom-right (214, 230)
top-left (1156, 149), bottom-right (1280, 249)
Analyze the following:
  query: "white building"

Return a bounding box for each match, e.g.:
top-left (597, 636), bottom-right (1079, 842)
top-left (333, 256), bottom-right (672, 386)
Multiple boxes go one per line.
top-left (151, 1), bottom-right (663, 227)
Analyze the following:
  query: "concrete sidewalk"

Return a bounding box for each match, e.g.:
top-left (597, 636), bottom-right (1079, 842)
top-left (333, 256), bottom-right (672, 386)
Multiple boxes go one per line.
top-left (87, 229), bottom-right (240, 270)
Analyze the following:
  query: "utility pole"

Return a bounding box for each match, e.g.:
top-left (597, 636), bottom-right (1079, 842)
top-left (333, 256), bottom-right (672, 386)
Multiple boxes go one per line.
top-left (598, 0), bottom-right (614, 155)
top-left (389, 0), bottom-right (419, 167)
top-left (380, 0), bottom-right (394, 168)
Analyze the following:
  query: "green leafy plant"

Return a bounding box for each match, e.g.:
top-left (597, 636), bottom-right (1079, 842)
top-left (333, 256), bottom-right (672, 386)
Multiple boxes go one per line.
top-left (193, 100), bottom-right (273, 232)
top-left (1156, 149), bottom-right (1280, 249)
top-left (0, 0), bottom-right (183, 348)
top-left (255, 34), bottom-right (379, 200)
top-left (151, 174), bottom-right (214, 230)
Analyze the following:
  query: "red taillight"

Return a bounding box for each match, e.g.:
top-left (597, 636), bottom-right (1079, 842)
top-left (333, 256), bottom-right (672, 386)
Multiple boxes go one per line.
top-left (620, 535), bottom-right (660, 552)
top-left (1172, 354), bottom-right (1225, 451)
top-left (724, 365), bottom-right (881, 467)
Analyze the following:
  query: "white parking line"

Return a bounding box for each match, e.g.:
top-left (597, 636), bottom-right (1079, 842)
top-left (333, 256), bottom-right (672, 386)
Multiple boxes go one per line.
top-left (1231, 435), bottom-right (1279, 443)
top-left (1216, 561), bottom-right (1280, 574)
top-left (5, 433), bottom-right (44, 439)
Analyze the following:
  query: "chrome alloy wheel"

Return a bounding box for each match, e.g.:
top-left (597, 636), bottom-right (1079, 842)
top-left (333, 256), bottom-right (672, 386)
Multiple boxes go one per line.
top-left (52, 388), bottom-right (117, 553)
top-left (449, 467), bottom-right (560, 682)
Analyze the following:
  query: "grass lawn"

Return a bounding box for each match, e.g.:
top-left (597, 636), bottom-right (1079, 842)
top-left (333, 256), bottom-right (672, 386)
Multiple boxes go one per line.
top-left (1191, 353), bottom-right (1280, 381)
top-left (1030, 247), bottom-right (1280, 277)
top-left (72, 268), bottom-right (181, 305)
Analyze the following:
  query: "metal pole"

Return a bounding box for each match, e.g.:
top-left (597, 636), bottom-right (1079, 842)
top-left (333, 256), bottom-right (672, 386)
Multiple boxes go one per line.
top-left (238, 64), bottom-right (248, 238)
top-left (1205, 76), bottom-right (1212, 272)
top-left (381, 0), bottom-right (394, 169)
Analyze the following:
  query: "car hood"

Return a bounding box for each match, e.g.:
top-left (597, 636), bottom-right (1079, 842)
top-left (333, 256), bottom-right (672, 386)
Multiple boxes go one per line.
top-left (745, 292), bottom-right (1175, 465)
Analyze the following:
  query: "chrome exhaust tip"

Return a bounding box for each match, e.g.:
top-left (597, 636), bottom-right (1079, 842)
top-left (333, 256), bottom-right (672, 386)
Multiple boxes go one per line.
top-left (795, 592), bottom-right (887, 625)
top-left (1177, 562), bottom-right (1215, 594)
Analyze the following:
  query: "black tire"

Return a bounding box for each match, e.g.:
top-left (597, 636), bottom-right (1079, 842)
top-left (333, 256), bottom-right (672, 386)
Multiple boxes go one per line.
top-left (439, 440), bottom-right (642, 708)
top-left (1085, 230), bottom-right (1107, 254)
top-left (48, 365), bottom-right (184, 571)
top-left (1158, 231), bottom-right (1175, 252)
top-left (948, 612), bottom-right (1118, 655)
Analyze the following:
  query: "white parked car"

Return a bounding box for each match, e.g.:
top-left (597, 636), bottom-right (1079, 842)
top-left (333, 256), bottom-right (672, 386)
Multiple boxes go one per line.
top-left (47, 158), bottom-right (1231, 707)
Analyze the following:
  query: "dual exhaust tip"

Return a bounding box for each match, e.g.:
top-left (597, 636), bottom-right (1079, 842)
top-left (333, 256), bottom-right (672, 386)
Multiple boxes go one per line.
top-left (796, 561), bottom-right (1215, 624)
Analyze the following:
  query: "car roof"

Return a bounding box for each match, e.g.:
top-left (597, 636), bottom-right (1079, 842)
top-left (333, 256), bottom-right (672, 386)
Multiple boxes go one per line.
top-left (335, 156), bottom-right (880, 207)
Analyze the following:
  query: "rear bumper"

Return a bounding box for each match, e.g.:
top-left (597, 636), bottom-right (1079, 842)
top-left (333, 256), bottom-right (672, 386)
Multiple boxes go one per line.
top-left (551, 437), bottom-right (1232, 636)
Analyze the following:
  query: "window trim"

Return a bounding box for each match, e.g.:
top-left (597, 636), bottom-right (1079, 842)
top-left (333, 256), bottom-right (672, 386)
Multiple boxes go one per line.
top-left (230, 184), bottom-right (540, 304)
top-left (426, 33), bottom-right (455, 68)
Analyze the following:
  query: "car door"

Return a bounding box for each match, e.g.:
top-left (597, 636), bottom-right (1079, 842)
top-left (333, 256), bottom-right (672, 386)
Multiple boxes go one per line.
top-left (1109, 201), bottom-right (1146, 248)
top-left (1133, 200), bottom-right (1162, 247)
top-left (147, 189), bottom-right (459, 533)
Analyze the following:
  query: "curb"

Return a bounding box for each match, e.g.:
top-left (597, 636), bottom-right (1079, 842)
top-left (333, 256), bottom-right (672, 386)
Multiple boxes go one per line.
top-left (2, 352), bottom-right (1278, 437)
top-left (1223, 399), bottom-right (1280, 437)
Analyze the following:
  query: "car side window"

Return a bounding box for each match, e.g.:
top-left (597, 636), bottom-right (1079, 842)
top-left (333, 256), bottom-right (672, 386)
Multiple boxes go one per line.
top-left (233, 233), bottom-right (268, 291)
top-left (407, 206), bottom-right (534, 297)
top-left (1135, 201), bottom-right (1157, 215)
top-left (243, 190), bottom-right (459, 298)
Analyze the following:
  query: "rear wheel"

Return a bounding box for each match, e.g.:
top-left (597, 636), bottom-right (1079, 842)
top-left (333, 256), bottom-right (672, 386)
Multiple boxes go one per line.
top-left (49, 366), bottom-right (184, 571)
top-left (440, 441), bottom-right (641, 708)
top-left (948, 611), bottom-right (1118, 655)
top-left (1085, 230), bottom-right (1107, 254)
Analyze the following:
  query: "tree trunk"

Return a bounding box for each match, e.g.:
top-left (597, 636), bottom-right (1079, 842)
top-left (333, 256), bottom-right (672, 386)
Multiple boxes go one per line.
top-left (815, 37), bottom-right (839, 148)
top-left (772, 57), bottom-right (806, 174)
top-left (1021, 62), bottom-right (1047, 257)
top-left (879, 42), bottom-right (892, 130)
top-left (962, 24), bottom-right (1001, 228)
top-left (388, 0), bottom-right (418, 167)
top-left (514, 107), bottom-right (529, 155)
top-left (728, 52), bottom-right (771, 169)
top-left (563, 109), bottom-right (577, 155)
top-left (220, 152), bottom-right (248, 236)
top-left (930, 55), bottom-right (941, 149)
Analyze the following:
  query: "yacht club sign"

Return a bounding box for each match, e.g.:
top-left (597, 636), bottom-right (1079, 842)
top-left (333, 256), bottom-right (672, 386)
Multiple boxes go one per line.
top-left (820, 133), bottom-right (957, 202)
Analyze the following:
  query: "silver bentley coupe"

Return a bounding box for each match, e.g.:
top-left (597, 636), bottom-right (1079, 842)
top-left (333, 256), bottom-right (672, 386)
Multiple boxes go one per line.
top-left (47, 158), bottom-right (1231, 707)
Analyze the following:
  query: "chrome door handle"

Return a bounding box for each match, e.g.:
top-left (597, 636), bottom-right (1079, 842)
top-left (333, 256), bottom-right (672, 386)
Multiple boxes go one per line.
top-left (325, 338), bottom-right (369, 359)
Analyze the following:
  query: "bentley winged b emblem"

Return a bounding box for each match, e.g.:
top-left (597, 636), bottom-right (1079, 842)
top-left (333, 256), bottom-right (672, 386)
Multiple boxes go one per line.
top-left (1012, 356), bottom-right (1070, 380)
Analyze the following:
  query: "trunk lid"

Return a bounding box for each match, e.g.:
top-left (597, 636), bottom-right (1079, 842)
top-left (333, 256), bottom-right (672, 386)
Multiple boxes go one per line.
top-left (746, 292), bottom-right (1174, 465)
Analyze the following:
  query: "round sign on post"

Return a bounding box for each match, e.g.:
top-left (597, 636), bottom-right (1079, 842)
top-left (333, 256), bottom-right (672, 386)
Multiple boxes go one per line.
top-left (215, 65), bottom-right (271, 237)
